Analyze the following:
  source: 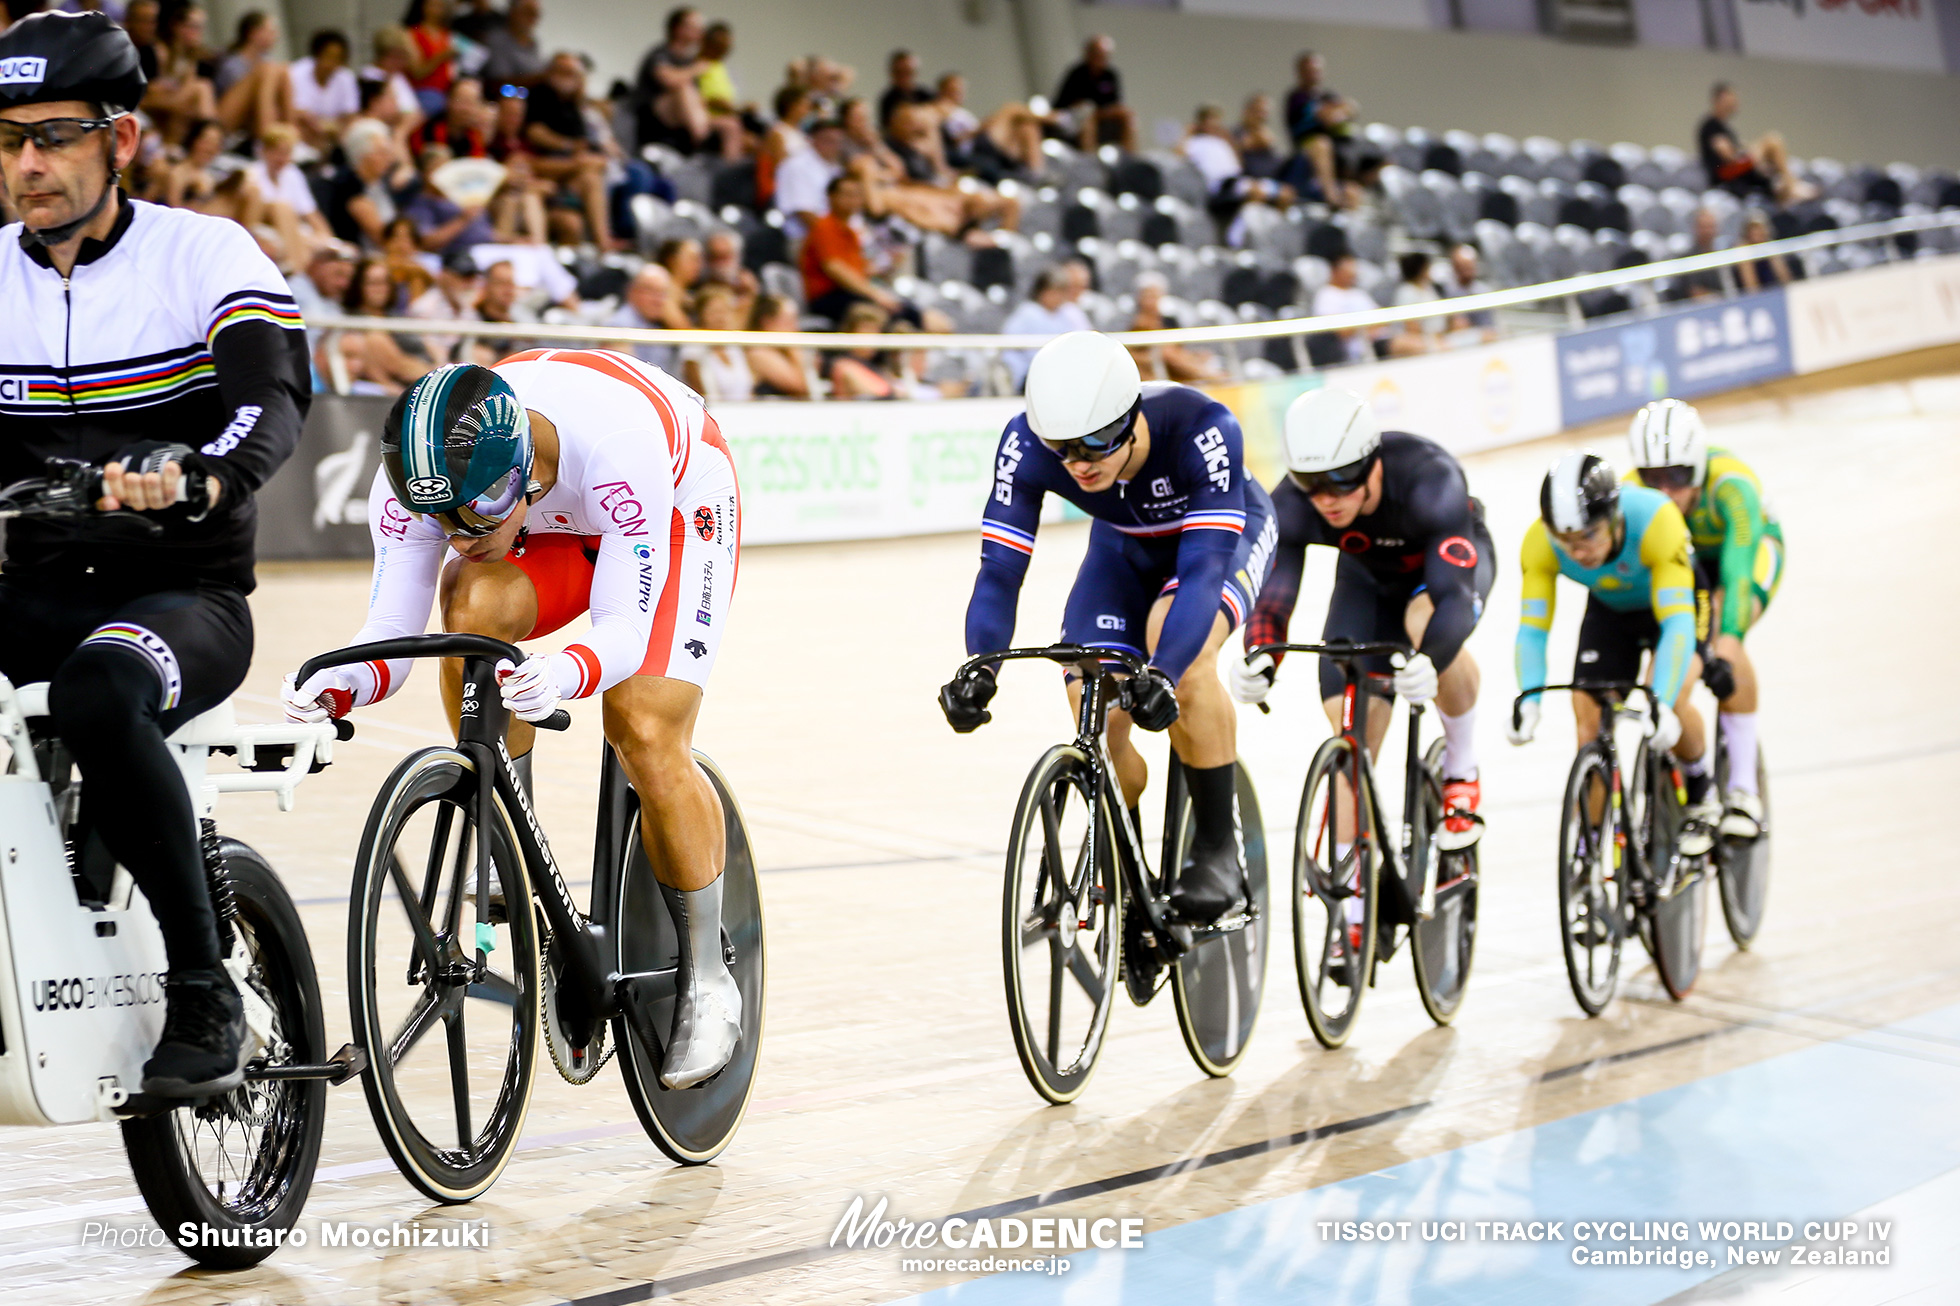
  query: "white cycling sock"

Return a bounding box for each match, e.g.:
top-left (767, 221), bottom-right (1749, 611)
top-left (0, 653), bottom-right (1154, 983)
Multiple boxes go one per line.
top-left (1721, 712), bottom-right (1759, 796)
top-left (1438, 705), bottom-right (1478, 781)
top-left (1679, 750), bottom-right (1710, 777)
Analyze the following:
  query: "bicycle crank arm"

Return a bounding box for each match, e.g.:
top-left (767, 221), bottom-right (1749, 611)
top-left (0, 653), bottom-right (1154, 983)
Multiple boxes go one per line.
top-left (614, 969), bottom-right (675, 1064)
top-left (245, 1043), bottom-right (370, 1086)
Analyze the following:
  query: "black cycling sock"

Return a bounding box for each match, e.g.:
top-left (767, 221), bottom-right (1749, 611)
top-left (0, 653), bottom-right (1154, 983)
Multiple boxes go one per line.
top-left (51, 645), bottom-right (222, 972)
top-left (1185, 762), bottom-right (1237, 852)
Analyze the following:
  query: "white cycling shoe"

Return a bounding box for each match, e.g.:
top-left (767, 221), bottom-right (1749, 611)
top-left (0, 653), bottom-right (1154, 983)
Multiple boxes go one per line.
top-left (662, 973), bottom-right (743, 1089)
top-left (1720, 790), bottom-right (1765, 841)
top-left (1679, 798), bottom-right (1722, 858)
top-left (658, 876), bottom-right (744, 1089)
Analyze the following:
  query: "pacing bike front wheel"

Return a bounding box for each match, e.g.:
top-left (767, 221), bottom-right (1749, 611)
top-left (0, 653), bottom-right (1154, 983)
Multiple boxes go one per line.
top-left (1002, 745), bottom-right (1121, 1104)
top-left (122, 844), bottom-right (326, 1268)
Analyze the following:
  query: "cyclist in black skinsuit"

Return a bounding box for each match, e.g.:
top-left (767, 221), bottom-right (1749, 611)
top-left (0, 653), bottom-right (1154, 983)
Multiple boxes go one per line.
top-left (1232, 389), bottom-right (1494, 841)
top-left (0, 14), bottom-right (308, 1097)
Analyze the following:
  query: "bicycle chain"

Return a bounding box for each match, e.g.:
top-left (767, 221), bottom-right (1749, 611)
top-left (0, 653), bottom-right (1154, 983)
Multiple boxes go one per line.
top-left (540, 928), bottom-right (613, 1084)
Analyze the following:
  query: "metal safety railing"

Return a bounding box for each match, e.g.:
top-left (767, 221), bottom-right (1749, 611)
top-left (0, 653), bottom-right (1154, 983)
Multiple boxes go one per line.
top-left (305, 211), bottom-right (1959, 395)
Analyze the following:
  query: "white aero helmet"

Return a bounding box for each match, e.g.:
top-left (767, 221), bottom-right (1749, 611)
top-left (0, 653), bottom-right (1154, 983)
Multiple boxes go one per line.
top-left (1024, 331), bottom-right (1142, 453)
top-left (1282, 387), bottom-right (1382, 477)
top-left (1627, 398), bottom-right (1708, 487)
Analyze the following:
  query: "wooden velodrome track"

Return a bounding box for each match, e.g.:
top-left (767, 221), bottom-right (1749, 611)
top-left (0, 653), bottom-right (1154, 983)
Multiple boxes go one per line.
top-left (3, 348), bottom-right (1957, 1305)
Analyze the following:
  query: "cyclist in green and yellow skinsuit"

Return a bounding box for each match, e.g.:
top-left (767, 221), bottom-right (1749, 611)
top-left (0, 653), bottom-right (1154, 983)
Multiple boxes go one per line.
top-left (1625, 399), bottom-right (1781, 840)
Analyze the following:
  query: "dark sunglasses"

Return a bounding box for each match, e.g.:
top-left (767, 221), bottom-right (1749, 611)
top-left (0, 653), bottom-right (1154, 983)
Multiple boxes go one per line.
top-left (1038, 398), bottom-right (1141, 465)
top-left (1287, 453), bottom-right (1376, 498)
top-left (0, 116), bottom-right (118, 156)
top-left (1636, 465), bottom-right (1697, 491)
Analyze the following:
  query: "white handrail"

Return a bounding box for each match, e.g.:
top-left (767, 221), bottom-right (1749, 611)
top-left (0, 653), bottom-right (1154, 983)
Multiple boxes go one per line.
top-left (308, 210), bottom-right (1957, 353)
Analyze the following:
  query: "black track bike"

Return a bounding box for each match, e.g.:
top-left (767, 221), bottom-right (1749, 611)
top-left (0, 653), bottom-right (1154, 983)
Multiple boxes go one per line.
top-left (300, 633), bottom-right (764, 1202)
top-left (956, 644), bottom-right (1268, 1104)
top-left (1517, 681), bottom-right (1710, 1013)
top-left (1251, 640), bottom-right (1481, 1047)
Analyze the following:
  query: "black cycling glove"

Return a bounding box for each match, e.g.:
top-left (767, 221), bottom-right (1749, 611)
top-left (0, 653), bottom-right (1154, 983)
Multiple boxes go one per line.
top-left (939, 666), bottom-right (998, 733)
top-left (1127, 667), bottom-right (1180, 732)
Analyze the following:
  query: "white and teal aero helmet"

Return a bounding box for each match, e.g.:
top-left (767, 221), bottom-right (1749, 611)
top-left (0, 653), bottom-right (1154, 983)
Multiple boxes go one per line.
top-left (1627, 399), bottom-right (1708, 487)
top-left (1023, 331), bottom-right (1142, 454)
top-left (382, 364), bottom-right (534, 535)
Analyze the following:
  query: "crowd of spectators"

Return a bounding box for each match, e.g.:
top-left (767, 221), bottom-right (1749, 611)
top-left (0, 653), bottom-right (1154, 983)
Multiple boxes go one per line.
top-left (0, 1), bottom-right (1858, 397)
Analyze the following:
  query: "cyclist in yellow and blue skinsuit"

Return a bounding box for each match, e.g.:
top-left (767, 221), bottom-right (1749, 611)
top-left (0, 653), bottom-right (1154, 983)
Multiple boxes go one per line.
top-left (1508, 451), bottom-right (1721, 854)
top-left (1625, 399), bottom-right (1780, 839)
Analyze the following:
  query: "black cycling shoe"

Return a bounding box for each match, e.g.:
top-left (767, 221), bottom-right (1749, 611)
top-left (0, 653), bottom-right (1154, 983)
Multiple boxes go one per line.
top-left (1169, 840), bottom-right (1246, 924)
top-left (141, 968), bottom-right (249, 1098)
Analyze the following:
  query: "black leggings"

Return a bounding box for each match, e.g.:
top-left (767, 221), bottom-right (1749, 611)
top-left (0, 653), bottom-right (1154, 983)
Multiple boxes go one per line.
top-left (0, 575), bottom-right (253, 972)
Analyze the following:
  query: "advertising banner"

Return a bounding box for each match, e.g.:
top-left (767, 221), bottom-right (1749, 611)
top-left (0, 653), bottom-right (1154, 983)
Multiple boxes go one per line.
top-left (713, 398), bottom-right (1025, 546)
top-left (257, 394), bottom-right (1026, 560)
top-left (1316, 335), bottom-right (1564, 456)
top-left (1556, 290), bottom-right (1791, 427)
top-left (1734, 0), bottom-right (1948, 73)
top-left (256, 392), bottom-right (391, 561)
top-left (1786, 253), bottom-right (1960, 373)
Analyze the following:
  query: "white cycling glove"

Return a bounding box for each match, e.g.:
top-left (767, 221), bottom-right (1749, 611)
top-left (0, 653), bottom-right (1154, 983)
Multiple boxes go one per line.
top-left (1228, 652), bottom-right (1276, 705)
top-left (1392, 651), bottom-right (1439, 705)
top-left (282, 668), bottom-right (355, 723)
top-left (496, 655), bottom-right (564, 723)
top-left (1649, 700), bottom-right (1682, 755)
top-left (1507, 696), bottom-right (1541, 746)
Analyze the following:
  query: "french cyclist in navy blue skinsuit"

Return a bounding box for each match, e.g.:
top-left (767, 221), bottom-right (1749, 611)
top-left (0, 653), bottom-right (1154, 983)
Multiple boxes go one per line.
top-left (939, 332), bottom-right (1276, 923)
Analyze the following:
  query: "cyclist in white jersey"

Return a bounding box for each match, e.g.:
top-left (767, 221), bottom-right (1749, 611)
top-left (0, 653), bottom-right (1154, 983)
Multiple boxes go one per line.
top-left (285, 350), bottom-right (743, 1088)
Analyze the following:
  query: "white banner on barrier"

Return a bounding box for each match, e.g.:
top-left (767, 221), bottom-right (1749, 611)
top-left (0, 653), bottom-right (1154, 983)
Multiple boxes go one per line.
top-left (713, 398), bottom-right (1023, 546)
top-left (1786, 253), bottom-right (1960, 373)
top-left (1734, 0), bottom-right (1948, 72)
top-left (1320, 335), bottom-right (1564, 455)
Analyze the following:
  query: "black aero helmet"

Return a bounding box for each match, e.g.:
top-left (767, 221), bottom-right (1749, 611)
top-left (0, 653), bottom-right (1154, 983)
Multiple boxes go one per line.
top-left (0, 12), bottom-right (147, 116)
top-left (1540, 450), bottom-right (1621, 534)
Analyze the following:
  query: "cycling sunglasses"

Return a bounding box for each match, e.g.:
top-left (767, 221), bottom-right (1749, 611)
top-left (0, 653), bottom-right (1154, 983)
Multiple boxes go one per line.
top-left (431, 469), bottom-right (530, 538)
top-left (1287, 452), bottom-right (1377, 498)
top-left (1636, 465), bottom-right (1697, 491)
top-left (0, 115), bottom-right (119, 156)
top-left (1038, 398), bottom-right (1142, 465)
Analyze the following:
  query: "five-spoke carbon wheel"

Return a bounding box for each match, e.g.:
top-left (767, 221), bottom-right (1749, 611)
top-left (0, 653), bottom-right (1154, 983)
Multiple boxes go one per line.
top-left (1003, 745), bottom-right (1121, 1104)
top-left (1557, 740), bottom-right (1624, 1016)
top-left (349, 747), bottom-right (541, 1203)
top-left (1293, 736), bottom-right (1378, 1049)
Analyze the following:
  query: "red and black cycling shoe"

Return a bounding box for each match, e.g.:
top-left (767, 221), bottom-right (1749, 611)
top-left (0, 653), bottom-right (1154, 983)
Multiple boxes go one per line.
top-left (1440, 776), bottom-right (1483, 851)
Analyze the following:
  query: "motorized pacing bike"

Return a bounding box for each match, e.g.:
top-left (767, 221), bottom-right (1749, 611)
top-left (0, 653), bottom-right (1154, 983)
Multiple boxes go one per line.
top-left (954, 643), bottom-right (1269, 1105)
top-left (299, 632), bottom-right (765, 1203)
top-left (0, 462), bottom-right (362, 1269)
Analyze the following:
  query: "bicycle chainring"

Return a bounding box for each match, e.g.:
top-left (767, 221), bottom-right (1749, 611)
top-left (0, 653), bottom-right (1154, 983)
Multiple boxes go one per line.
top-left (541, 930), bottom-right (611, 1085)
